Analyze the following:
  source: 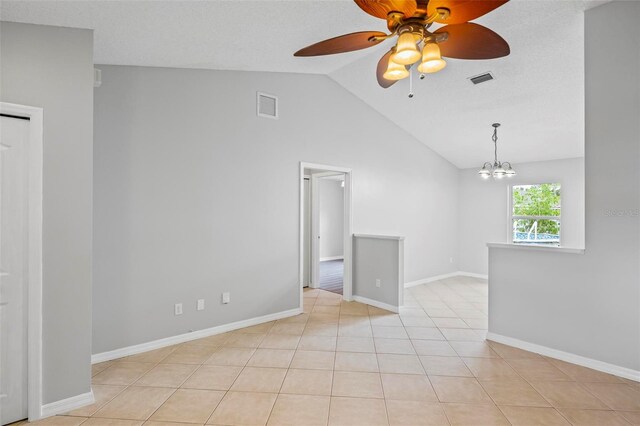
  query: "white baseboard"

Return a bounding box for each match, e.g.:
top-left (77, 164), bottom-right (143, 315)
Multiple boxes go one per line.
top-left (404, 272), bottom-right (459, 288)
top-left (458, 271), bottom-right (489, 279)
top-left (92, 307), bottom-right (302, 364)
top-left (404, 271), bottom-right (488, 288)
top-left (353, 295), bottom-right (399, 314)
top-left (487, 332), bottom-right (640, 382)
top-left (40, 390), bottom-right (95, 419)
top-left (320, 256), bottom-right (344, 262)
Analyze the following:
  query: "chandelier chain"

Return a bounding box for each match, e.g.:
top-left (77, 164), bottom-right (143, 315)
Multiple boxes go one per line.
top-left (493, 126), bottom-right (499, 165)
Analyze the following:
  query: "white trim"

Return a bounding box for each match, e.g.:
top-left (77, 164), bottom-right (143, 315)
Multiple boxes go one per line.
top-left (458, 271), bottom-right (489, 279)
top-left (353, 234), bottom-right (404, 241)
top-left (353, 296), bottom-right (399, 314)
top-left (404, 272), bottom-right (459, 288)
top-left (487, 242), bottom-right (585, 254)
top-left (92, 308), bottom-right (301, 364)
top-left (40, 391), bottom-right (95, 418)
top-left (320, 256), bottom-right (344, 262)
top-left (1, 102), bottom-right (44, 421)
top-left (486, 332), bottom-right (640, 382)
top-left (299, 162), bottom-right (353, 306)
top-left (404, 271), bottom-right (488, 288)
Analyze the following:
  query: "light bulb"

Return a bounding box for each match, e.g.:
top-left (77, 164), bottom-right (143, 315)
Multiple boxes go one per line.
top-left (505, 166), bottom-right (516, 177)
top-left (417, 42), bottom-right (446, 74)
top-left (383, 57), bottom-right (409, 80)
top-left (392, 32), bottom-right (421, 65)
top-left (493, 167), bottom-right (506, 179)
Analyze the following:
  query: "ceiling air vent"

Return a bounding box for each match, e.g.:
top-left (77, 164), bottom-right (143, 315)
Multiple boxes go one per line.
top-left (469, 72), bottom-right (494, 85)
top-left (257, 92), bottom-right (278, 119)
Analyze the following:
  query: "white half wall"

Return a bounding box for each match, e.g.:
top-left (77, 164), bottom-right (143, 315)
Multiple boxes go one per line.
top-left (319, 178), bottom-right (344, 259)
top-left (458, 158), bottom-right (585, 275)
top-left (488, 0), bottom-right (639, 374)
top-left (93, 65), bottom-right (459, 354)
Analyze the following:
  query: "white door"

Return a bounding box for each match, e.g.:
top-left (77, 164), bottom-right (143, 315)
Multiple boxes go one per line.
top-left (0, 115), bottom-right (30, 425)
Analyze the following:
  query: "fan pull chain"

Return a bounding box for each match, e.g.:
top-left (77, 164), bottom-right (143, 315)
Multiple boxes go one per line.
top-left (408, 69), bottom-right (414, 98)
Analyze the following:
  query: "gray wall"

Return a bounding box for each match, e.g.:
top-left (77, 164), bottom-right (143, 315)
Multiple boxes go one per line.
top-left (93, 65), bottom-right (459, 353)
top-left (319, 178), bottom-right (344, 259)
top-left (353, 236), bottom-right (403, 309)
top-left (488, 1), bottom-right (639, 371)
top-left (0, 22), bottom-right (93, 403)
top-left (458, 158), bottom-right (585, 275)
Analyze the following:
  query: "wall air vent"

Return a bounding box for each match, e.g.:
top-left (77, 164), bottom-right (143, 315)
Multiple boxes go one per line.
top-left (257, 92), bottom-right (278, 119)
top-left (469, 72), bottom-right (494, 85)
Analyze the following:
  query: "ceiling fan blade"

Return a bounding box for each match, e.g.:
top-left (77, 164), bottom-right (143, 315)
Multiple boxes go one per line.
top-left (354, 0), bottom-right (417, 19)
top-left (427, 0), bottom-right (509, 24)
top-left (294, 31), bottom-right (387, 56)
top-left (377, 49), bottom-right (398, 88)
top-left (435, 23), bottom-right (510, 59)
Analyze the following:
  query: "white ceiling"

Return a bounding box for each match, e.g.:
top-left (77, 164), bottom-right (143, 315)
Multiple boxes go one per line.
top-left (1, 0), bottom-right (607, 168)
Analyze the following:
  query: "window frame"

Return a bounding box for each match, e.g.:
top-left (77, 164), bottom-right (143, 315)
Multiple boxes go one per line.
top-left (508, 182), bottom-right (562, 246)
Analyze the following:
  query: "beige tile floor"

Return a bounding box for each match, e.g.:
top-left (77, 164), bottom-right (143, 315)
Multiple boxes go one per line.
top-left (25, 277), bottom-right (640, 425)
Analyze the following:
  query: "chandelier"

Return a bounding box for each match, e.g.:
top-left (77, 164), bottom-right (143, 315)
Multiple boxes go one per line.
top-left (478, 123), bottom-right (516, 179)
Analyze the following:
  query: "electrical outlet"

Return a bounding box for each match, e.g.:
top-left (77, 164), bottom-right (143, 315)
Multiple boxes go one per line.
top-left (222, 292), bottom-right (230, 304)
top-left (197, 299), bottom-right (205, 311)
top-left (375, 279), bottom-right (381, 288)
top-left (174, 303), bottom-right (183, 316)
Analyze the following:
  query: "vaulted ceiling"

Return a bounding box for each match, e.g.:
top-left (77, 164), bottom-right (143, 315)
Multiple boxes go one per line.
top-left (2, 0), bottom-right (606, 168)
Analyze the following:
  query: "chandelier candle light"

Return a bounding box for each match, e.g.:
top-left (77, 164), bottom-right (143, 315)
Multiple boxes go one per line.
top-left (478, 123), bottom-right (516, 179)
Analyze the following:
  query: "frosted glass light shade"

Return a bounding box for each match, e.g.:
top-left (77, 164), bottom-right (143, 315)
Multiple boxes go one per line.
top-left (493, 167), bottom-right (506, 178)
top-left (383, 58), bottom-right (409, 80)
top-left (392, 32), bottom-right (421, 65)
top-left (418, 42), bottom-right (446, 74)
top-left (478, 167), bottom-right (491, 179)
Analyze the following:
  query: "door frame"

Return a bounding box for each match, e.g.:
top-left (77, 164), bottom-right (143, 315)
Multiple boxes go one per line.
top-left (1, 102), bottom-right (44, 421)
top-left (299, 162), bottom-right (353, 308)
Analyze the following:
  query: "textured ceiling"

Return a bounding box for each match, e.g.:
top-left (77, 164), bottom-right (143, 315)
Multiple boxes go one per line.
top-left (330, 0), bottom-right (596, 168)
top-left (1, 0), bottom-right (607, 168)
top-left (0, 0), bottom-right (380, 74)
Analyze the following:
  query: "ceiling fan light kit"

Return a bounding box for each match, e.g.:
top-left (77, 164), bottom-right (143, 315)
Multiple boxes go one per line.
top-left (294, 0), bottom-right (510, 91)
top-left (478, 123), bottom-right (516, 180)
top-left (417, 42), bottom-right (446, 73)
top-left (383, 56), bottom-right (410, 80)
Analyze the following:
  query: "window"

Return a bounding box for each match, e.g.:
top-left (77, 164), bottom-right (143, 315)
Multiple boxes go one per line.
top-left (510, 183), bottom-right (561, 245)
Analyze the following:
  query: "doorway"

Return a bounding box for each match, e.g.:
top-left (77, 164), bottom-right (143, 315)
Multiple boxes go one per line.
top-left (315, 174), bottom-right (345, 294)
top-left (0, 103), bottom-right (43, 424)
top-left (299, 163), bottom-right (352, 308)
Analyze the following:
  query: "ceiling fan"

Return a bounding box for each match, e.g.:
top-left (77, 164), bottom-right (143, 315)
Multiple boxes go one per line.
top-left (294, 0), bottom-right (510, 88)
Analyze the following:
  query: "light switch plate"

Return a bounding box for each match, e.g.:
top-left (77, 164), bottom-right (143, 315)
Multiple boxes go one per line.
top-left (174, 303), bottom-right (183, 315)
top-left (197, 299), bottom-right (205, 311)
top-left (222, 292), bottom-right (230, 304)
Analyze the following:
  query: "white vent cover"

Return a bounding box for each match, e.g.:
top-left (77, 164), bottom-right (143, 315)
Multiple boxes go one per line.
top-left (257, 92), bottom-right (278, 119)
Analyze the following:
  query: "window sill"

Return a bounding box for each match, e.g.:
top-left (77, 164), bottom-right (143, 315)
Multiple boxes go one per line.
top-left (486, 242), bottom-right (585, 254)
